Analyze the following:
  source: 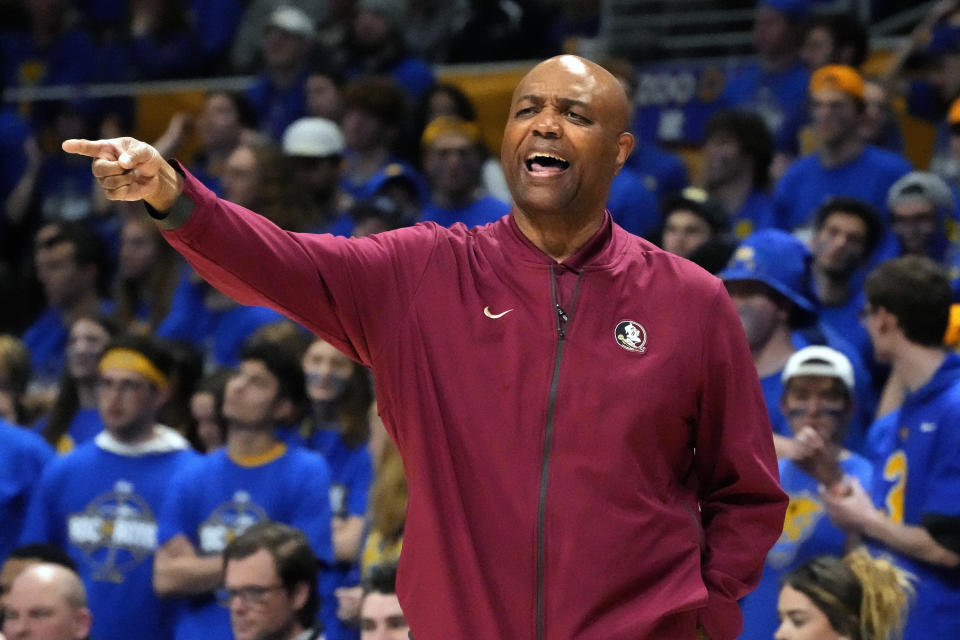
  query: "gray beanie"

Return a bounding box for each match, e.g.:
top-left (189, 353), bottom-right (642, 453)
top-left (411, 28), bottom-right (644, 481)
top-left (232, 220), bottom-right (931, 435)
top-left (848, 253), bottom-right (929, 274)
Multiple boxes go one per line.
top-left (887, 171), bottom-right (956, 215)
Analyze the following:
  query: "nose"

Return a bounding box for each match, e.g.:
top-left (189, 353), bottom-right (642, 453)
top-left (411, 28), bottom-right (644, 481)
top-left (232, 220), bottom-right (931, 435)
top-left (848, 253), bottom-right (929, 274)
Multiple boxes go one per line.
top-left (532, 110), bottom-right (561, 138)
top-left (773, 620), bottom-right (789, 640)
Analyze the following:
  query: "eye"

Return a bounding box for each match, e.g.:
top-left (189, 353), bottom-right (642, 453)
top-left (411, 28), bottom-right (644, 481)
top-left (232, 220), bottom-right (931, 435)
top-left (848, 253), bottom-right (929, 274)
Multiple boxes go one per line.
top-left (566, 111), bottom-right (592, 125)
top-left (515, 106), bottom-right (537, 118)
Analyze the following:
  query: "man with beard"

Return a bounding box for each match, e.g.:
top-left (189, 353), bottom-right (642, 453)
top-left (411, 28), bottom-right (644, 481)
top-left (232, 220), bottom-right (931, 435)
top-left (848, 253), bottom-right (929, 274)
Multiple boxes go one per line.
top-left (19, 335), bottom-right (199, 640)
top-left (64, 55), bottom-right (786, 640)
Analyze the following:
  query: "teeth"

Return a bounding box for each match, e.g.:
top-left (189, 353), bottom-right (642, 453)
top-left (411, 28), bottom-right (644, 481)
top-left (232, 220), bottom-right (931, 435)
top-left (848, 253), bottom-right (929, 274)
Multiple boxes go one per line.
top-left (526, 153), bottom-right (568, 163)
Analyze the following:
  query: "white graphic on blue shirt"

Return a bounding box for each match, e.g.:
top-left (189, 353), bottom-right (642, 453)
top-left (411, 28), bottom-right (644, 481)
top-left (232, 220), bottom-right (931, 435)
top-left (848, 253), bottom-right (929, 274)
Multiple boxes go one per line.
top-left (66, 480), bottom-right (158, 584)
top-left (198, 490), bottom-right (269, 553)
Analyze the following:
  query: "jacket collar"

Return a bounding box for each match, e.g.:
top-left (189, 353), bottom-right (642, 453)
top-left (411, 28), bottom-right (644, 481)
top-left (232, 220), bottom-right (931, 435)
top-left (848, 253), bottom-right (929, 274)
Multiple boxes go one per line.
top-left (498, 209), bottom-right (627, 271)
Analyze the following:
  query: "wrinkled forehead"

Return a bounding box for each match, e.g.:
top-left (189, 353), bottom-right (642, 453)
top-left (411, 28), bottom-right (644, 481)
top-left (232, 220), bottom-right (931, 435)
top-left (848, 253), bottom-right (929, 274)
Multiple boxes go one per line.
top-left (513, 57), bottom-right (602, 105)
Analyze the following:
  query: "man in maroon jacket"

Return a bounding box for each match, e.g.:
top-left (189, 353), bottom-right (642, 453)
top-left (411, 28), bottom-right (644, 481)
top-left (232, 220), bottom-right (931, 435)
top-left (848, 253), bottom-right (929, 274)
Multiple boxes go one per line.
top-left (64, 55), bottom-right (786, 640)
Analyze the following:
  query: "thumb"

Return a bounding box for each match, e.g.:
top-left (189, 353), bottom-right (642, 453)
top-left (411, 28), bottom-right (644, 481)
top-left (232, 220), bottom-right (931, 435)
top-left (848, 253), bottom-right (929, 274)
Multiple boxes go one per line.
top-left (117, 138), bottom-right (156, 170)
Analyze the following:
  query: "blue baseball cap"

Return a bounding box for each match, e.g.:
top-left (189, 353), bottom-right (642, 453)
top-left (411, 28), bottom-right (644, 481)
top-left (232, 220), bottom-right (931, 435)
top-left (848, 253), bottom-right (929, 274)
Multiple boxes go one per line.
top-left (720, 229), bottom-right (818, 326)
top-left (760, 0), bottom-right (810, 21)
top-left (360, 162), bottom-right (429, 205)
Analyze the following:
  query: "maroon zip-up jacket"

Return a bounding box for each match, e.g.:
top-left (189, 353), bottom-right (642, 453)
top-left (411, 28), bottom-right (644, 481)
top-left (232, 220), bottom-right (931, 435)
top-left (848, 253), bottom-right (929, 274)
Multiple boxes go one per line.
top-left (156, 168), bottom-right (786, 640)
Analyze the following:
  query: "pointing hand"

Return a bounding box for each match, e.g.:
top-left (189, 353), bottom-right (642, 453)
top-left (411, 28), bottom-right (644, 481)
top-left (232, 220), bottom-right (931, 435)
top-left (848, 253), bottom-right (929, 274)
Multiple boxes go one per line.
top-left (62, 137), bottom-right (182, 210)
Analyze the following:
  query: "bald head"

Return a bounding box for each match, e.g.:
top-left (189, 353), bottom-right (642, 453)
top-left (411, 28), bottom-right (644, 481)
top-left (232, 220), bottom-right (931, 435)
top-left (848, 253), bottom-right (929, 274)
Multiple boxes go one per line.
top-left (516, 56), bottom-right (632, 133)
top-left (15, 565), bottom-right (86, 610)
top-left (3, 564), bottom-right (91, 640)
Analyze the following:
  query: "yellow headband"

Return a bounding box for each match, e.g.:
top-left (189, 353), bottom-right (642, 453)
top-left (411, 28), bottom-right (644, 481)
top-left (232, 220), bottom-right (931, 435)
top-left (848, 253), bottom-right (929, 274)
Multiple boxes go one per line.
top-left (421, 116), bottom-right (483, 148)
top-left (99, 348), bottom-right (168, 390)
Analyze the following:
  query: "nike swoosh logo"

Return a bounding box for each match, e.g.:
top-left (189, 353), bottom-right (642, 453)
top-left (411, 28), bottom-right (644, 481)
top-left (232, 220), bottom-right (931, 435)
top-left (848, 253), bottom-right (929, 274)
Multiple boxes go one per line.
top-left (483, 306), bottom-right (514, 319)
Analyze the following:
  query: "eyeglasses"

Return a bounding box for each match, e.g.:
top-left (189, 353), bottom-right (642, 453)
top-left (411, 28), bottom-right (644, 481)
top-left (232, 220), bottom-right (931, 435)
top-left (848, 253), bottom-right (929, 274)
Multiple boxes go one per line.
top-left (96, 377), bottom-right (150, 395)
top-left (216, 584), bottom-right (286, 607)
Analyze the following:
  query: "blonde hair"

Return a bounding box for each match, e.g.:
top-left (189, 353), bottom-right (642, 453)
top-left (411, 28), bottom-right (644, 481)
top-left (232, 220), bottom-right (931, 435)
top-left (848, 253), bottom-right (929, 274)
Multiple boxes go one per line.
top-left (845, 548), bottom-right (914, 640)
top-left (368, 437), bottom-right (407, 542)
top-left (784, 547), bottom-right (914, 640)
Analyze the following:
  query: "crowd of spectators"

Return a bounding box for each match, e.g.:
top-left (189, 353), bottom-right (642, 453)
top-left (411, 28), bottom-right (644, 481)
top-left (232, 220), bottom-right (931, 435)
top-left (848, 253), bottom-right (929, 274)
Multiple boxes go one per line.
top-left (1, 1), bottom-right (960, 639)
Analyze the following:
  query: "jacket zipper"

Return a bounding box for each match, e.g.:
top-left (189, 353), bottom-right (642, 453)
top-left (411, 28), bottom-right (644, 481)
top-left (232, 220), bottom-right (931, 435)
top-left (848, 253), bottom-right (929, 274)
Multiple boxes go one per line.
top-left (536, 266), bottom-right (582, 640)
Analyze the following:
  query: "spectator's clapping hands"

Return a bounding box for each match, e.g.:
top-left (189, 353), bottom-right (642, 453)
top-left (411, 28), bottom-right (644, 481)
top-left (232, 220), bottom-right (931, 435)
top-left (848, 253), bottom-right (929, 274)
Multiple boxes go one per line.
top-left (821, 475), bottom-right (882, 534)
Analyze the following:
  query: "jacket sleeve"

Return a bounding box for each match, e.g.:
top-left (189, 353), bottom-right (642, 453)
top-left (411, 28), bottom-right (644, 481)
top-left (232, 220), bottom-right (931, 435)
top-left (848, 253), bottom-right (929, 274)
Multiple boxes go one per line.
top-left (694, 283), bottom-right (788, 640)
top-left (154, 165), bottom-right (438, 367)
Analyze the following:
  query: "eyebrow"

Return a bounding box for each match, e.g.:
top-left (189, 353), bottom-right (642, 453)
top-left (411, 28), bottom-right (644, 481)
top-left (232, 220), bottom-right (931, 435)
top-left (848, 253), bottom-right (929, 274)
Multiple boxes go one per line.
top-left (517, 95), bottom-right (590, 110)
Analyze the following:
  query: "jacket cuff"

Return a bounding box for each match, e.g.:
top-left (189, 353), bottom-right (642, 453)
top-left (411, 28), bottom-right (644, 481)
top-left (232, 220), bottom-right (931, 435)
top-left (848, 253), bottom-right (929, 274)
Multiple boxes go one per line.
top-left (144, 160), bottom-right (194, 230)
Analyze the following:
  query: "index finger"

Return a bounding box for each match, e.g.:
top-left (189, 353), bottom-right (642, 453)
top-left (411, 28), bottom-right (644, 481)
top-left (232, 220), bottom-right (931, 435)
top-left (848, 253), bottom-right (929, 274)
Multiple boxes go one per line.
top-left (62, 138), bottom-right (120, 160)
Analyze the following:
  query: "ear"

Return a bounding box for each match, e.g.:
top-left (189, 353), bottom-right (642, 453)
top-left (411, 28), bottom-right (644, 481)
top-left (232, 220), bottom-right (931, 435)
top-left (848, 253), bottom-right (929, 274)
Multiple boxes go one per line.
top-left (271, 397), bottom-right (296, 423)
top-left (291, 581), bottom-right (310, 612)
top-left (875, 306), bottom-right (900, 336)
top-left (615, 131), bottom-right (635, 172)
top-left (72, 607), bottom-right (93, 639)
top-left (153, 385), bottom-right (173, 412)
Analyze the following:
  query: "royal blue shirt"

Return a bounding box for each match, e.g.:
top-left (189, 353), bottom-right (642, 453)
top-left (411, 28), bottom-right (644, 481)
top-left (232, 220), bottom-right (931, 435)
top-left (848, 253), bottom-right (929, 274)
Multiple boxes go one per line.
top-left (421, 196), bottom-right (510, 230)
top-left (867, 354), bottom-right (960, 639)
top-left (158, 445), bottom-right (334, 640)
top-left (773, 146), bottom-right (912, 232)
top-left (19, 434), bottom-right (199, 640)
top-left (607, 167), bottom-right (660, 237)
top-left (739, 453), bottom-right (873, 640)
top-left (0, 420), bottom-right (53, 562)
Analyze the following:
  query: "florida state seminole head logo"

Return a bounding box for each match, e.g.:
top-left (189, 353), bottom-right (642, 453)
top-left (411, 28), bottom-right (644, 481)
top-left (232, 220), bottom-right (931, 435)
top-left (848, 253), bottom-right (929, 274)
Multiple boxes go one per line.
top-left (615, 320), bottom-right (647, 353)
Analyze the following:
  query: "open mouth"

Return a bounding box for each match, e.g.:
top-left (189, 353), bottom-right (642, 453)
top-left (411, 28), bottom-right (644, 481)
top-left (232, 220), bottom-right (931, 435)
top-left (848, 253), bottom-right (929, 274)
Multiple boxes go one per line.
top-left (525, 153), bottom-right (570, 176)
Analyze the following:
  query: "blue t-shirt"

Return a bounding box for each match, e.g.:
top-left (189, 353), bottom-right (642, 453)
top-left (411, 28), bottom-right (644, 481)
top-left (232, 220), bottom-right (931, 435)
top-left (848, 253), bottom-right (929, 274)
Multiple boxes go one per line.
top-left (760, 370), bottom-right (787, 437)
top-left (158, 445), bottom-right (333, 640)
top-left (0, 420), bottom-right (53, 562)
top-left (0, 28), bottom-right (97, 128)
top-left (246, 68), bottom-right (309, 142)
top-left (773, 146), bottom-right (912, 232)
top-left (730, 190), bottom-right (776, 239)
top-left (19, 438), bottom-right (199, 640)
top-left (0, 107), bottom-right (31, 201)
top-left (623, 142), bottom-right (689, 200)
top-left (306, 427), bottom-right (373, 640)
top-left (307, 429), bottom-right (373, 520)
top-left (720, 60), bottom-right (810, 142)
top-left (739, 453), bottom-right (873, 640)
top-left (867, 354), bottom-right (960, 640)
top-left (607, 167), bottom-right (660, 237)
top-left (420, 196), bottom-right (510, 229)
top-left (33, 407), bottom-right (105, 454)
top-left (156, 275), bottom-right (288, 368)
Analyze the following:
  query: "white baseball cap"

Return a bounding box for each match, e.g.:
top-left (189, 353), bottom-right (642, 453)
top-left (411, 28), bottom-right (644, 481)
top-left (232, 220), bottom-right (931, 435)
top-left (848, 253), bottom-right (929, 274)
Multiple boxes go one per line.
top-left (266, 6), bottom-right (316, 40)
top-left (781, 345), bottom-right (855, 392)
top-left (282, 118), bottom-right (345, 157)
